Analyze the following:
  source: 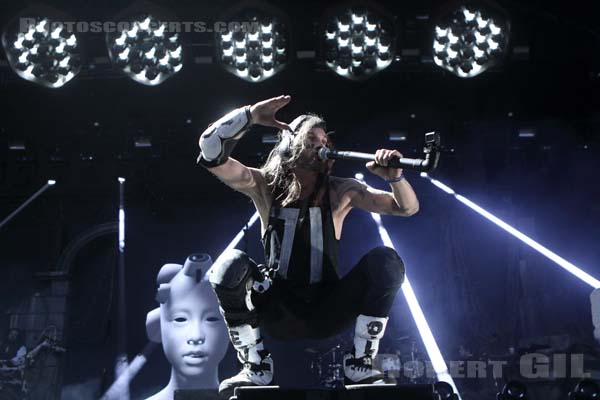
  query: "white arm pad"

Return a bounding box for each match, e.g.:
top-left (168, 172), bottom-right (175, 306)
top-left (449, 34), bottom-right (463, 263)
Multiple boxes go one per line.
top-left (197, 105), bottom-right (252, 167)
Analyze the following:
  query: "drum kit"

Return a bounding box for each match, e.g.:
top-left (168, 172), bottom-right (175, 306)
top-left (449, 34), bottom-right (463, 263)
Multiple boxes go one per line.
top-left (0, 361), bottom-right (23, 385)
top-left (306, 344), bottom-right (345, 388)
top-left (305, 333), bottom-right (427, 388)
top-left (1, 356), bottom-right (27, 396)
top-left (0, 336), bottom-right (66, 397)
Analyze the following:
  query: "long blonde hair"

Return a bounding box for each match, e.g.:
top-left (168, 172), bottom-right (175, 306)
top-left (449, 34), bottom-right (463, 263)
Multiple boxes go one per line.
top-left (260, 114), bottom-right (327, 207)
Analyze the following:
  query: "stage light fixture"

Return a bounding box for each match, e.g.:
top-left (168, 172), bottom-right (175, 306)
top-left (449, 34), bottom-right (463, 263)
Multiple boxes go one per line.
top-left (2, 10), bottom-right (82, 88)
top-left (569, 379), bottom-right (600, 400)
top-left (134, 136), bottom-right (152, 148)
top-left (421, 173), bottom-right (600, 288)
top-left (106, 15), bottom-right (182, 85)
top-left (8, 141), bottom-right (26, 151)
top-left (216, 6), bottom-right (289, 83)
top-left (321, 4), bottom-right (395, 80)
top-left (389, 132), bottom-right (408, 142)
top-left (498, 381), bottom-right (527, 400)
top-left (432, 2), bottom-right (510, 78)
top-left (518, 129), bottom-right (536, 138)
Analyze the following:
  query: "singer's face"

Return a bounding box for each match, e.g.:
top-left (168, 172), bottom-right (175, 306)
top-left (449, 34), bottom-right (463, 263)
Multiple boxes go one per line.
top-left (296, 128), bottom-right (333, 172)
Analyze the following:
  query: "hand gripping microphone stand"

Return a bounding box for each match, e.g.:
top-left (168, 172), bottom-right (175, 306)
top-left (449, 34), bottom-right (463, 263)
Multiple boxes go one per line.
top-left (318, 132), bottom-right (442, 172)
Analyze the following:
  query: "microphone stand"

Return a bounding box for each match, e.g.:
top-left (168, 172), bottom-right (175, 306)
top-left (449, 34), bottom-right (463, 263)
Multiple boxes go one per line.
top-left (319, 132), bottom-right (442, 172)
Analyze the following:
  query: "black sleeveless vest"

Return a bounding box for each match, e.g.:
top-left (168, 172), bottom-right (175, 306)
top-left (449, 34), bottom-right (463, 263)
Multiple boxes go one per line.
top-left (261, 174), bottom-right (341, 288)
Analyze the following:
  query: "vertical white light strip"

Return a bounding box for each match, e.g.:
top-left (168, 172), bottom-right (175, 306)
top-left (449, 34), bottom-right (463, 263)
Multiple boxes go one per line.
top-left (370, 212), bottom-right (462, 398)
top-left (115, 176), bottom-right (129, 400)
top-left (118, 209), bottom-right (125, 250)
top-left (118, 177), bottom-right (126, 252)
top-left (421, 173), bottom-right (600, 289)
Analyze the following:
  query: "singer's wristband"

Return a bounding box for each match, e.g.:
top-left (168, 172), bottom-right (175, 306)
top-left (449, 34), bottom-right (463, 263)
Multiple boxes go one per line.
top-left (385, 175), bottom-right (405, 184)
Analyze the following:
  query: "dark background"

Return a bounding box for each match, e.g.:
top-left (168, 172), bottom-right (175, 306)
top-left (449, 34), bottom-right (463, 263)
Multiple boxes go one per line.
top-left (0, 0), bottom-right (599, 399)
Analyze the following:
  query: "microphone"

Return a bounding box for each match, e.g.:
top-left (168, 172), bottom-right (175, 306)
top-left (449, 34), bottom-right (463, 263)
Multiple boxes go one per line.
top-left (318, 132), bottom-right (441, 172)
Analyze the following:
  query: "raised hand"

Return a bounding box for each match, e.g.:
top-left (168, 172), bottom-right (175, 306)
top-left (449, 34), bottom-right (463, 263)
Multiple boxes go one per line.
top-left (249, 95), bottom-right (292, 131)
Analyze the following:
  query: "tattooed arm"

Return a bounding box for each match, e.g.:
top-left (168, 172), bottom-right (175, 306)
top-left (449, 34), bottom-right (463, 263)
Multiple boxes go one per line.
top-left (330, 176), bottom-right (419, 217)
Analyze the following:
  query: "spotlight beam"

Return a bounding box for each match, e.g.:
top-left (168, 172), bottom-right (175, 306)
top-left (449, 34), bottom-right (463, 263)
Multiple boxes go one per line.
top-left (0, 180), bottom-right (56, 231)
top-left (207, 211), bottom-right (260, 277)
top-left (222, 211), bottom-right (260, 254)
top-left (421, 173), bottom-right (600, 289)
top-left (370, 212), bottom-right (462, 399)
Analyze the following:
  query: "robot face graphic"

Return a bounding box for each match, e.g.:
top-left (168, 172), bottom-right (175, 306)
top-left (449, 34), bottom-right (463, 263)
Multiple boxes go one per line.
top-left (159, 272), bottom-right (229, 378)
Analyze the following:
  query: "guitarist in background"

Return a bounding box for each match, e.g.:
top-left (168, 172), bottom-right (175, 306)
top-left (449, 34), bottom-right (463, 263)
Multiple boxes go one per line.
top-left (0, 329), bottom-right (26, 367)
top-left (0, 328), bottom-right (27, 399)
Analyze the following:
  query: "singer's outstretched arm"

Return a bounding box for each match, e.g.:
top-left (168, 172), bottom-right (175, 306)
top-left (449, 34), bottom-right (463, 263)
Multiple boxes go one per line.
top-left (330, 177), bottom-right (419, 217)
top-left (196, 95), bottom-right (291, 198)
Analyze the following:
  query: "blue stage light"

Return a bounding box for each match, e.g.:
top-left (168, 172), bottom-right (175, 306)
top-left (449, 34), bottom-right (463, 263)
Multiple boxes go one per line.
top-left (421, 173), bottom-right (600, 289)
top-left (369, 212), bottom-right (462, 398)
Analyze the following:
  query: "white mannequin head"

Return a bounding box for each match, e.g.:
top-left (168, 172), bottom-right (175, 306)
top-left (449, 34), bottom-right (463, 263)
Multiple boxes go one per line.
top-left (145, 254), bottom-right (229, 396)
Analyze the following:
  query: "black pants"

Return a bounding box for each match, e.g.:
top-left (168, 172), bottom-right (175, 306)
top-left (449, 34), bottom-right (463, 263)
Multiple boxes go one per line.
top-left (211, 246), bottom-right (405, 341)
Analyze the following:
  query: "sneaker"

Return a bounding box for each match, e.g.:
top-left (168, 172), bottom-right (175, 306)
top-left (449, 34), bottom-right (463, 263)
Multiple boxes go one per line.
top-left (343, 352), bottom-right (387, 385)
top-left (218, 352), bottom-right (273, 398)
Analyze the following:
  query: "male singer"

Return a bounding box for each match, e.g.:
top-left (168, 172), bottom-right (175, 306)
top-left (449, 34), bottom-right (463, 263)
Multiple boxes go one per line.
top-left (197, 95), bottom-right (419, 396)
